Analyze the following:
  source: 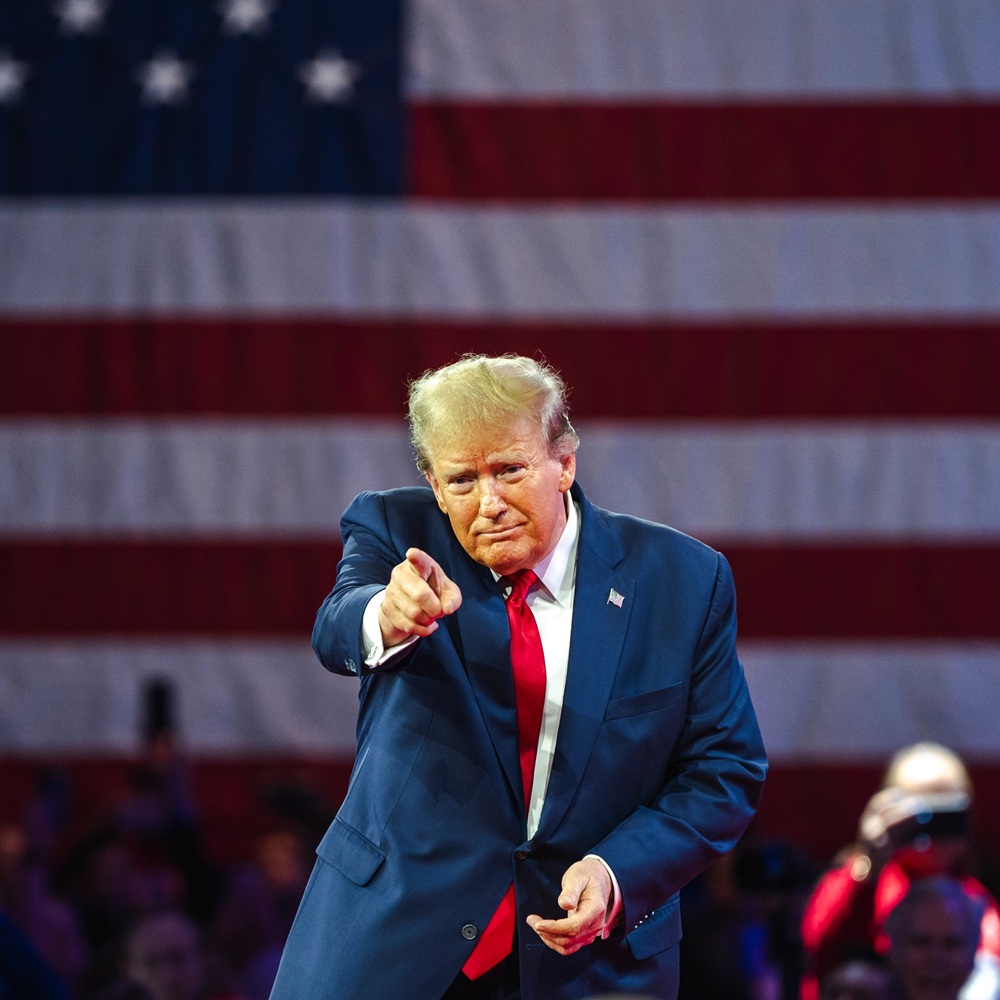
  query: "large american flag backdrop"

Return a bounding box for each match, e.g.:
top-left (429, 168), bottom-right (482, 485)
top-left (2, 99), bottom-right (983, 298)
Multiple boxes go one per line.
top-left (2, 0), bottom-right (999, 861)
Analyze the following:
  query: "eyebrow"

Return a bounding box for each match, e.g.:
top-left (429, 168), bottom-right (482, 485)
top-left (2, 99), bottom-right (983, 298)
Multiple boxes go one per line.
top-left (439, 450), bottom-right (530, 472)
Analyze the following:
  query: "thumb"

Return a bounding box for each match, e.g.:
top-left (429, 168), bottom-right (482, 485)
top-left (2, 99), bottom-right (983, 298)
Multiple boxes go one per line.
top-left (438, 576), bottom-right (463, 616)
top-left (558, 873), bottom-right (584, 912)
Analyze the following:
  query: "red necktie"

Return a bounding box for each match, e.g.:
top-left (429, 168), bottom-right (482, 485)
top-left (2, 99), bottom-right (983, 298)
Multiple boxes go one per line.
top-left (462, 570), bottom-right (546, 980)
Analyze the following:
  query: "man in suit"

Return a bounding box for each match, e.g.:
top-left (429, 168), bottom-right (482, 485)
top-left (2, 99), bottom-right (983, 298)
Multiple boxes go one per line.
top-left (268, 354), bottom-right (767, 1000)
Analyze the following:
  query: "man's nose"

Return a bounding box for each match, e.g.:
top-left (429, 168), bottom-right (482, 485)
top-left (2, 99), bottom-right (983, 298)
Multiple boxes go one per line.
top-left (478, 481), bottom-right (507, 517)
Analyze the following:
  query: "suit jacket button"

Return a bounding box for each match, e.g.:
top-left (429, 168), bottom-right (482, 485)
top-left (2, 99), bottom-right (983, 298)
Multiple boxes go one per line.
top-left (461, 923), bottom-right (477, 941)
top-left (515, 850), bottom-right (529, 860)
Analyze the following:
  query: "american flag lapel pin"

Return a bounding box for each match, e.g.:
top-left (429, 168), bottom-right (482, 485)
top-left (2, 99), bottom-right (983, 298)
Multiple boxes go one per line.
top-left (607, 588), bottom-right (624, 608)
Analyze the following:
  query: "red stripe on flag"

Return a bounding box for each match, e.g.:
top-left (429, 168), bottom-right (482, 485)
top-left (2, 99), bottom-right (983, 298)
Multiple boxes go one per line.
top-left (2, 541), bottom-right (998, 637)
top-left (411, 101), bottom-right (1000, 201)
top-left (3, 318), bottom-right (1000, 418)
top-left (0, 540), bottom-right (342, 636)
top-left (724, 543), bottom-right (1000, 639)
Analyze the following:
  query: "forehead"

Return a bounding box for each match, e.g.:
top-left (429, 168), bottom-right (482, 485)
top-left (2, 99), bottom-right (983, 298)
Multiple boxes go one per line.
top-left (427, 416), bottom-right (546, 470)
top-left (904, 898), bottom-right (975, 942)
top-left (132, 916), bottom-right (198, 955)
top-left (826, 963), bottom-right (893, 996)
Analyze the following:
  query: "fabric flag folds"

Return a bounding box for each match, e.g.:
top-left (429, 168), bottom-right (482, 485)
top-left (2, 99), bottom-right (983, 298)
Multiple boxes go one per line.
top-left (1, 0), bottom-right (999, 852)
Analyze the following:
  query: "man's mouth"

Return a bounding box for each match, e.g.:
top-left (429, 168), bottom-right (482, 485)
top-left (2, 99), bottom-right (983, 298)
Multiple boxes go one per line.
top-left (479, 523), bottom-right (522, 539)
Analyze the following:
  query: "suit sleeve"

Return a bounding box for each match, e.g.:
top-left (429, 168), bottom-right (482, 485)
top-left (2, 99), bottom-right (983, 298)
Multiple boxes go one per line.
top-left (592, 552), bottom-right (768, 932)
top-left (312, 491), bottom-right (413, 677)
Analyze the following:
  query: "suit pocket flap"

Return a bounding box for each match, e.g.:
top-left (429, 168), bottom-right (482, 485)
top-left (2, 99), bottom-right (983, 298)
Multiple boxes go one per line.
top-left (605, 682), bottom-right (685, 720)
top-left (316, 818), bottom-right (386, 887)
top-left (625, 896), bottom-right (682, 960)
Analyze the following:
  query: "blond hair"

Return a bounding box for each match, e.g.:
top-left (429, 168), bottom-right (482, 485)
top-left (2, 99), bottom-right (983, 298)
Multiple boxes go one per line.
top-left (407, 354), bottom-right (579, 472)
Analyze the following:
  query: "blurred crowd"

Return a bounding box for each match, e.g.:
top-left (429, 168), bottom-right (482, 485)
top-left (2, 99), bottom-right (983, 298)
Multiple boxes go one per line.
top-left (3, 739), bottom-right (999, 1000)
top-left (0, 732), bottom-right (324, 1000)
top-left (679, 742), bottom-right (1000, 1000)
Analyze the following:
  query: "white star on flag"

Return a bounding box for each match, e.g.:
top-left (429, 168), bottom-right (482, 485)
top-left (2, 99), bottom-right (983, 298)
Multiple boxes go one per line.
top-left (0, 52), bottom-right (29, 104)
top-left (298, 50), bottom-right (360, 103)
top-left (607, 589), bottom-right (625, 608)
top-left (137, 51), bottom-right (194, 105)
top-left (53, 0), bottom-right (108, 34)
top-left (218, 0), bottom-right (273, 36)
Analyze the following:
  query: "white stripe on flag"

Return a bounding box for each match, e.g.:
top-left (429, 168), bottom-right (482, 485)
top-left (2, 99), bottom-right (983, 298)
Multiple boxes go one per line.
top-left (0, 640), bottom-right (358, 754)
top-left (741, 641), bottom-right (1000, 761)
top-left (3, 204), bottom-right (1000, 316)
top-left (2, 638), bottom-right (997, 756)
top-left (3, 419), bottom-right (999, 539)
top-left (409, 0), bottom-right (1000, 98)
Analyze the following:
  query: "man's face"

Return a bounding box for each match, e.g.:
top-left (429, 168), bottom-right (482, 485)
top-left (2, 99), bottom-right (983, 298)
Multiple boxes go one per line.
top-left (890, 899), bottom-right (977, 1000)
top-left (425, 417), bottom-right (576, 576)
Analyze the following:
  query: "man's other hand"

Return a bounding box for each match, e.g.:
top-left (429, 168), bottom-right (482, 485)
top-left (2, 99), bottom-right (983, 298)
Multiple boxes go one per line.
top-left (526, 858), bottom-right (612, 956)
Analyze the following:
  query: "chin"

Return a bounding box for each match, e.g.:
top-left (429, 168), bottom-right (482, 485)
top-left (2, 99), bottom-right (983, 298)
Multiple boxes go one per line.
top-left (476, 542), bottom-right (530, 575)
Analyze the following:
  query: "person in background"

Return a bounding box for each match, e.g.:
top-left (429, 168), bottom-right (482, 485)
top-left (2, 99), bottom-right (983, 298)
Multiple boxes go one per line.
top-left (0, 908), bottom-right (73, 1000)
top-left (103, 908), bottom-right (245, 1000)
top-left (819, 956), bottom-right (897, 1000)
top-left (801, 743), bottom-right (1000, 1000)
top-left (886, 878), bottom-right (981, 1000)
top-left (209, 831), bottom-right (311, 1000)
top-left (0, 820), bottom-right (86, 993)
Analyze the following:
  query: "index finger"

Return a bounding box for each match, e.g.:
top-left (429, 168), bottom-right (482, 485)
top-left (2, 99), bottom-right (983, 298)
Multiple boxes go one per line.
top-left (406, 548), bottom-right (461, 615)
top-left (405, 547), bottom-right (438, 583)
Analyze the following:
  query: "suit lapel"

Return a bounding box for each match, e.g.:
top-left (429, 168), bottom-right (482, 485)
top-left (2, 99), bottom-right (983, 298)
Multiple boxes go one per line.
top-left (534, 487), bottom-right (633, 842)
top-left (446, 548), bottom-right (526, 815)
top-left (440, 485), bottom-right (633, 834)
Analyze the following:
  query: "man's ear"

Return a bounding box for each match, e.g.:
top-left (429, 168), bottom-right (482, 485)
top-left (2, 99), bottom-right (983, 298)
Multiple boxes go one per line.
top-left (425, 471), bottom-right (448, 513)
top-left (558, 451), bottom-right (577, 493)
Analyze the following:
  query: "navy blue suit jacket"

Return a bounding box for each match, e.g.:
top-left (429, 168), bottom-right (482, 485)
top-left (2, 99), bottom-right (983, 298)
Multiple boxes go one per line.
top-left (269, 482), bottom-right (767, 1000)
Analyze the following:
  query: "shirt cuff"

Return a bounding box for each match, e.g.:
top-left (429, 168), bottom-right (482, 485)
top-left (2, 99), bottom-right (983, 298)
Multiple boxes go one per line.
top-left (583, 854), bottom-right (623, 939)
top-left (362, 590), bottom-right (419, 668)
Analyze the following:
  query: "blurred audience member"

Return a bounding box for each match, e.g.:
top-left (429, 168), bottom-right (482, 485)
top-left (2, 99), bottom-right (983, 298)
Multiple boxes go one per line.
top-left (801, 744), bottom-right (1000, 1000)
top-left (209, 831), bottom-right (310, 1000)
top-left (57, 728), bottom-right (225, 996)
top-left (0, 821), bottom-right (87, 992)
top-left (100, 908), bottom-right (245, 1000)
top-left (0, 908), bottom-right (73, 1000)
top-left (678, 850), bottom-right (760, 998)
top-left (583, 994), bottom-right (659, 999)
top-left (679, 838), bottom-right (817, 999)
top-left (886, 877), bottom-right (980, 1000)
top-left (820, 956), bottom-right (897, 1000)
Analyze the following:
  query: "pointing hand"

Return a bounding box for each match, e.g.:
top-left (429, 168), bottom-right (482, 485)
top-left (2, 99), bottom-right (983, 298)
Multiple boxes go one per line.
top-left (378, 548), bottom-right (463, 647)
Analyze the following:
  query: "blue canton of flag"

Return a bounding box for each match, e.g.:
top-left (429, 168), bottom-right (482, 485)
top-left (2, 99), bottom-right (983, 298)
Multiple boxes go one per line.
top-left (0, 0), bottom-right (404, 194)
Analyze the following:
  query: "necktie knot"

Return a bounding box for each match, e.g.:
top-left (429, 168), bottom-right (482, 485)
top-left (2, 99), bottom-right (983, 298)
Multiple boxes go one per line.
top-left (504, 569), bottom-right (537, 607)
